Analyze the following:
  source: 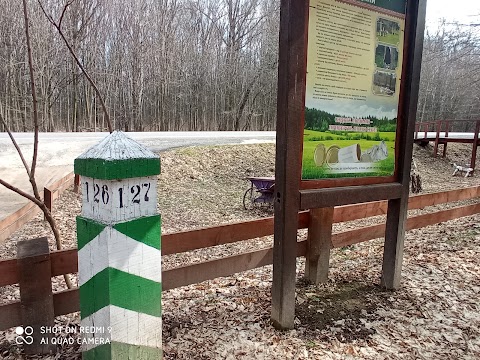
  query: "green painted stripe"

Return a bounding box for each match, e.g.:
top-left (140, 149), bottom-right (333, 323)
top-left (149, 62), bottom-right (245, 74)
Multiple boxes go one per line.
top-left (80, 268), bottom-right (161, 319)
top-left (83, 341), bottom-right (162, 360)
top-left (114, 215), bottom-right (161, 250)
top-left (74, 157), bottom-right (160, 180)
top-left (77, 217), bottom-right (106, 250)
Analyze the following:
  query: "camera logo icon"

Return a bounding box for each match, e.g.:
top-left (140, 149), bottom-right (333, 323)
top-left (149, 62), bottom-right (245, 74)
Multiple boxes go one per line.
top-left (15, 326), bottom-right (34, 345)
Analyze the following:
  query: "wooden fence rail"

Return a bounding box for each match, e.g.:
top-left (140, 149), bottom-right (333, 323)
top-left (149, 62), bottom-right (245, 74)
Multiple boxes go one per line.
top-left (414, 119), bottom-right (480, 168)
top-left (0, 186), bottom-right (479, 331)
top-left (0, 173), bottom-right (80, 243)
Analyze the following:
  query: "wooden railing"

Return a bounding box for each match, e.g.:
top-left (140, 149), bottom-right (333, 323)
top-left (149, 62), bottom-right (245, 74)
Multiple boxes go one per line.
top-left (0, 186), bottom-right (479, 331)
top-left (414, 120), bottom-right (480, 167)
top-left (0, 173), bottom-right (80, 243)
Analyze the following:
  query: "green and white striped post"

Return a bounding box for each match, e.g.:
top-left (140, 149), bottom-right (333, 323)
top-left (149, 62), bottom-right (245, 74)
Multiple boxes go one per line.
top-left (74, 131), bottom-right (162, 359)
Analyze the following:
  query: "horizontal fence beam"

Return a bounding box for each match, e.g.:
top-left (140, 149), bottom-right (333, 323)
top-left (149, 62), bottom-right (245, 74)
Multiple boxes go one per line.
top-left (332, 202), bottom-right (480, 248)
top-left (0, 172), bottom-right (75, 243)
top-left (164, 186), bottom-right (480, 255)
top-left (408, 186), bottom-right (480, 209)
top-left (300, 183), bottom-right (404, 209)
top-left (164, 241), bottom-right (307, 290)
top-left (336, 185), bottom-right (480, 223)
top-left (45, 172), bottom-right (75, 193)
top-left (53, 288), bottom-right (79, 317)
top-left (0, 258), bottom-right (17, 287)
top-left (406, 203), bottom-right (480, 231)
top-left (0, 202), bottom-right (42, 244)
top-left (162, 211), bottom-right (309, 255)
top-left (0, 301), bottom-right (21, 331)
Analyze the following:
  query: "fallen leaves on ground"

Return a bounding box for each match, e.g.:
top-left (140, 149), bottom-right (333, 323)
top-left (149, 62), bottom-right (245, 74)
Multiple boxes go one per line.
top-left (0, 143), bottom-right (479, 359)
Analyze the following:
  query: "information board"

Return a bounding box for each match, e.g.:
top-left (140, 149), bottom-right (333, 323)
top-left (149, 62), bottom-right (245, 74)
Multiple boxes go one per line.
top-left (302, 0), bottom-right (407, 180)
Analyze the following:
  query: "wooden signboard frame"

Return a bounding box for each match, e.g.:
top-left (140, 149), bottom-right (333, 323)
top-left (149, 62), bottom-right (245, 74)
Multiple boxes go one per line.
top-left (272, 0), bottom-right (427, 329)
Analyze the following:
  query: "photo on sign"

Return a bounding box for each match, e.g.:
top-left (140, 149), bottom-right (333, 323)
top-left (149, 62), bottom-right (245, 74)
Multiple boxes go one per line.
top-left (375, 44), bottom-right (399, 71)
top-left (376, 18), bottom-right (401, 45)
top-left (302, 110), bottom-right (396, 179)
top-left (372, 70), bottom-right (397, 96)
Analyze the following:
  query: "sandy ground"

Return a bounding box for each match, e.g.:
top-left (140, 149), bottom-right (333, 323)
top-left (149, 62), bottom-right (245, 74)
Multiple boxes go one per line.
top-left (0, 132), bottom-right (275, 223)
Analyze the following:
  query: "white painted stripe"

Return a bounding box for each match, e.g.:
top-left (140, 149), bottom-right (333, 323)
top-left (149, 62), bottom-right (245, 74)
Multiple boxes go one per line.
top-left (80, 305), bottom-right (162, 352)
top-left (78, 227), bottom-right (162, 286)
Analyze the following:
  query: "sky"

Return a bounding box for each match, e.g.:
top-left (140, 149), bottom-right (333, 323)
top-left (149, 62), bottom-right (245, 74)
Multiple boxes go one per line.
top-left (426, 0), bottom-right (480, 30)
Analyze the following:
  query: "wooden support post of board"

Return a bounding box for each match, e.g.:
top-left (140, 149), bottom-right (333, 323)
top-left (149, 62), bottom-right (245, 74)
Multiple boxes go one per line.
top-left (382, 197), bottom-right (408, 289)
top-left (73, 174), bottom-right (80, 193)
top-left (17, 237), bottom-right (56, 355)
top-left (305, 207), bottom-right (333, 284)
top-left (271, 0), bottom-right (306, 330)
top-left (74, 131), bottom-right (162, 359)
top-left (382, 0), bottom-right (426, 290)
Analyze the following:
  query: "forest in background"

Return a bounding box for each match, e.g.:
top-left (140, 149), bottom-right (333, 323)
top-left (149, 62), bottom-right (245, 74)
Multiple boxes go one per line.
top-left (418, 23), bottom-right (480, 132)
top-left (304, 108), bottom-right (397, 133)
top-left (0, 0), bottom-right (279, 132)
top-left (0, 0), bottom-right (479, 132)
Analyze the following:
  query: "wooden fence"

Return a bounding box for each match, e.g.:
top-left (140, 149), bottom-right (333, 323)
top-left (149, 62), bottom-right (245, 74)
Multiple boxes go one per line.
top-left (0, 173), bottom-right (80, 243)
top-left (414, 119), bottom-right (480, 168)
top-left (0, 185), bottom-right (479, 331)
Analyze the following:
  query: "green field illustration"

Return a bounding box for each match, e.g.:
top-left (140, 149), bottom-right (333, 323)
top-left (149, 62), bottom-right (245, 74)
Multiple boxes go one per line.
top-left (302, 106), bottom-right (397, 179)
top-left (302, 130), bottom-right (395, 179)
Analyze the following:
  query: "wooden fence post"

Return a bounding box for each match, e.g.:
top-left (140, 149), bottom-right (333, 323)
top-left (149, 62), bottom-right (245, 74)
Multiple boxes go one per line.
top-left (17, 237), bottom-right (56, 355)
top-left (434, 121), bottom-right (440, 157)
top-left (73, 174), bottom-right (80, 193)
top-left (382, 0), bottom-right (426, 290)
top-left (43, 188), bottom-right (52, 221)
top-left (443, 121), bottom-right (449, 158)
top-left (74, 131), bottom-right (162, 359)
top-left (471, 120), bottom-right (479, 171)
top-left (305, 207), bottom-right (334, 284)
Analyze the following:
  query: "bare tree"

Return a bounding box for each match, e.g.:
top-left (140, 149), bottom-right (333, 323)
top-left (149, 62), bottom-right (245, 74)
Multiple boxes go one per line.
top-left (0, 0), bottom-right (281, 132)
top-left (418, 23), bottom-right (480, 129)
top-left (37, 0), bottom-right (113, 133)
top-left (0, 0), bottom-right (72, 288)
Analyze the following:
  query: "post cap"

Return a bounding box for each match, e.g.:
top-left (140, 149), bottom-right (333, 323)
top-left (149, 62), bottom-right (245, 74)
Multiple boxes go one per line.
top-left (74, 131), bottom-right (160, 180)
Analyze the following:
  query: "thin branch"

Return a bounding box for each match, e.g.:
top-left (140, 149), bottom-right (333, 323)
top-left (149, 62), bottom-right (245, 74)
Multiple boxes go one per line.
top-left (21, 0), bottom-right (73, 289)
top-left (58, 0), bottom-right (75, 28)
top-left (22, 0), bottom-right (40, 181)
top-left (0, 179), bottom-right (43, 207)
top-left (38, 0), bottom-right (113, 133)
top-left (0, 109), bottom-right (31, 177)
